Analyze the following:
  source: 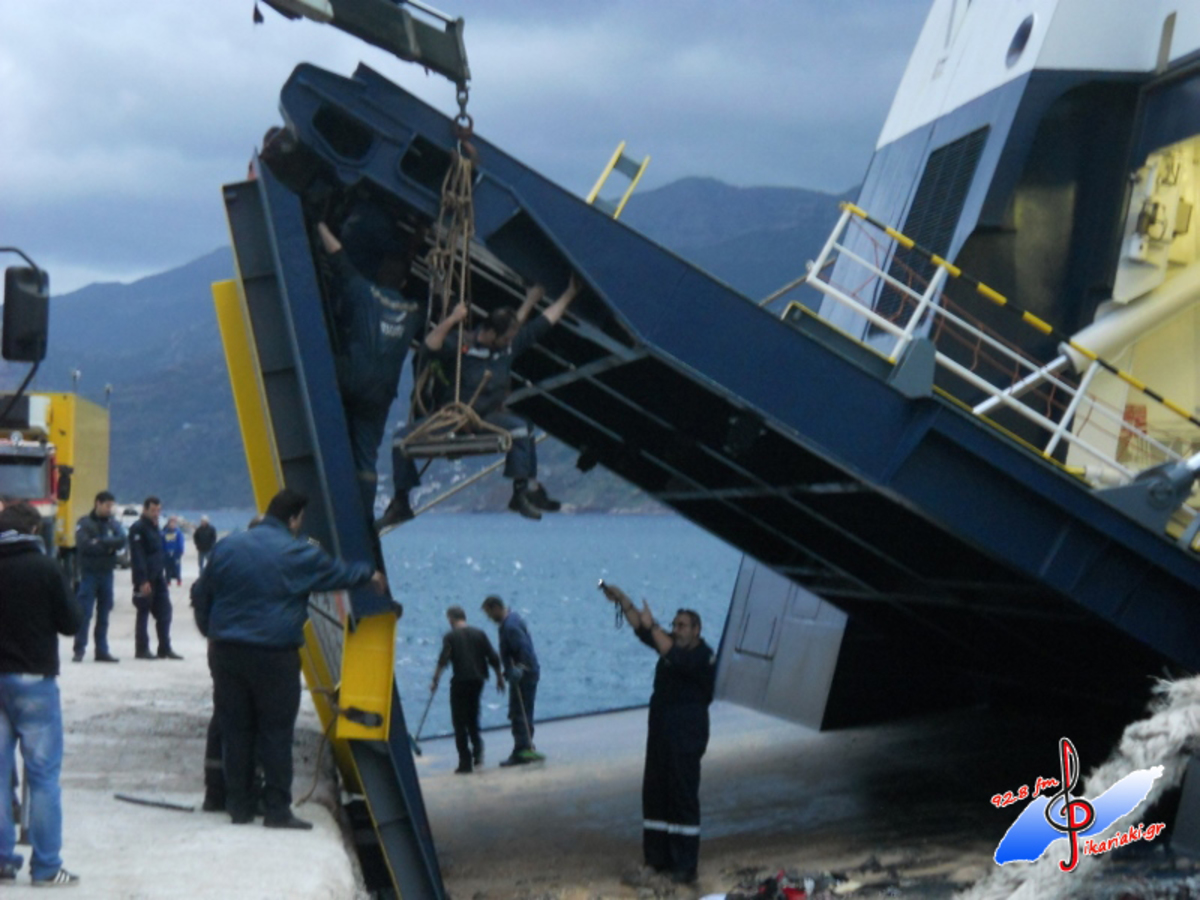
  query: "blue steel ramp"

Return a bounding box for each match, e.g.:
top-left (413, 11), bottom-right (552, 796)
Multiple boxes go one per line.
top-left (266, 62), bottom-right (1200, 724)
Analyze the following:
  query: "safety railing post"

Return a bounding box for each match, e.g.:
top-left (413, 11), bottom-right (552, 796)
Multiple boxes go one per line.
top-left (892, 265), bottom-right (948, 362)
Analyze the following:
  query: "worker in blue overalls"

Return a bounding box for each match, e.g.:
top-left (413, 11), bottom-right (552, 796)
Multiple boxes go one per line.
top-left (601, 582), bottom-right (715, 886)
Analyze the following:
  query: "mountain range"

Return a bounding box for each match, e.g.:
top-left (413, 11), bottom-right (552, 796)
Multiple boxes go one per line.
top-left (1, 176), bottom-right (848, 510)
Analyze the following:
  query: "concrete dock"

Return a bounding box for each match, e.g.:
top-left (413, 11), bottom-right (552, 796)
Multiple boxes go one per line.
top-left (24, 540), bottom-right (1191, 899)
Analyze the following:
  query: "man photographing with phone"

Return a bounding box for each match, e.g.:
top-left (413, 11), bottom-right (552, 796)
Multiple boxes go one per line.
top-left (599, 581), bottom-right (715, 886)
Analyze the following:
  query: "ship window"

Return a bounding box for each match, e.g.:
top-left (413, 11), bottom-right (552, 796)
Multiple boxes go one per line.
top-left (1007, 15), bottom-right (1035, 68)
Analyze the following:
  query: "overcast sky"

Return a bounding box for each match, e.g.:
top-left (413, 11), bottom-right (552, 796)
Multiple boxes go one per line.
top-left (0, 1), bottom-right (931, 294)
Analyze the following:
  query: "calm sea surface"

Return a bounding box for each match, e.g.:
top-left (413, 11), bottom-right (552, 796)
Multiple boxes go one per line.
top-left (175, 510), bottom-right (742, 740)
top-left (381, 513), bottom-right (742, 739)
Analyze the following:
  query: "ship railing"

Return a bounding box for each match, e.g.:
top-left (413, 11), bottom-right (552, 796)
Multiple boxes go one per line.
top-left (779, 203), bottom-right (1200, 523)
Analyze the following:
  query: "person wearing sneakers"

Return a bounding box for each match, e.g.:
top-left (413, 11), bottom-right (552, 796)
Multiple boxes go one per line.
top-left (191, 488), bottom-right (386, 829)
top-left (481, 595), bottom-right (544, 766)
top-left (72, 490), bottom-right (125, 663)
top-left (600, 582), bottom-right (716, 887)
top-left (0, 501), bottom-right (83, 887)
top-left (431, 606), bottom-right (505, 773)
top-left (377, 275), bottom-right (581, 530)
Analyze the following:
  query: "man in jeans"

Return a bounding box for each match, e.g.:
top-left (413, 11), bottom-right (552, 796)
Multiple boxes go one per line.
top-left (72, 490), bottom-right (125, 663)
top-left (0, 501), bottom-right (83, 887)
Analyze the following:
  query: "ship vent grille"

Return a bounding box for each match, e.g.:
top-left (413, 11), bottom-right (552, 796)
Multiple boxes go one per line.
top-left (876, 127), bottom-right (989, 325)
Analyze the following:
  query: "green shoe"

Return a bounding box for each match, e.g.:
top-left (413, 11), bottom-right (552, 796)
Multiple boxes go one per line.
top-left (516, 749), bottom-right (545, 762)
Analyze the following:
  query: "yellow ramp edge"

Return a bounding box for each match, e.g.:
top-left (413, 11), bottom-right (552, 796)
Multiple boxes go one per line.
top-left (335, 612), bottom-right (397, 742)
top-left (211, 279), bottom-right (283, 507)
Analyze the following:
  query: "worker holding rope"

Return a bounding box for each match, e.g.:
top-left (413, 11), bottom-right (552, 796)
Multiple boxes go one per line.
top-left (376, 275), bottom-right (580, 529)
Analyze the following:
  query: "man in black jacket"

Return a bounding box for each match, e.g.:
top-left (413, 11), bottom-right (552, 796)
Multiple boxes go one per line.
top-left (601, 582), bottom-right (716, 886)
top-left (0, 501), bottom-right (83, 887)
top-left (128, 496), bottom-right (181, 660)
top-left (72, 490), bottom-right (125, 663)
top-left (431, 605), bottom-right (504, 773)
top-left (192, 516), bottom-right (217, 572)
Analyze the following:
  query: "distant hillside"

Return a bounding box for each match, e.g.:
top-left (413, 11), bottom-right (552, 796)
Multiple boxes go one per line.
top-left (1, 178), bottom-right (846, 509)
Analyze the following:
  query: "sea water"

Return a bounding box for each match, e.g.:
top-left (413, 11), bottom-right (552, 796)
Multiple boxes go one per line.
top-left (175, 510), bottom-right (742, 741)
top-left (382, 513), bottom-right (742, 739)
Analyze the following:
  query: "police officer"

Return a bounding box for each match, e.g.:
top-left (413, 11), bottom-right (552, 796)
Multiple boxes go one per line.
top-left (72, 490), bottom-right (126, 662)
top-left (128, 496), bottom-right (180, 660)
top-left (601, 583), bottom-right (715, 886)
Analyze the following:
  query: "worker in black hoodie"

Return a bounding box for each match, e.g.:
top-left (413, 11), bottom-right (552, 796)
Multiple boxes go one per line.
top-left (0, 501), bottom-right (83, 886)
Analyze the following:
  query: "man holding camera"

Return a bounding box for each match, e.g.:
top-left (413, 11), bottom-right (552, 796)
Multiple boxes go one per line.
top-left (601, 582), bottom-right (715, 886)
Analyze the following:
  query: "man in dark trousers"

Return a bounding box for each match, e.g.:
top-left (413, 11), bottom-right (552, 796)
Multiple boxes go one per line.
top-left (193, 516), bottom-right (217, 572)
top-left (431, 605), bottom-right (504, 773)
top-left (191, 488), bottom-right (385, 829)
top-left (378, 276), bottom-right (580, 529)
top-left (481, 595), bottom-right (543, 766)
top-left (601, 583), bottom-right (715, 886)
top-left (128, 496), bottom-right (181, 660)
top-left (0, 501), bottom-right (83, 887)
top-left (317, 205), bottom-right (426, 519)
top-left (72, 490), bottom-right (125, 663)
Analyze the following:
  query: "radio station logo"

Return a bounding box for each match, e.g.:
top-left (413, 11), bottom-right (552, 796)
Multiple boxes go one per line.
top-left (992, 737), bottom-right (1165, 871)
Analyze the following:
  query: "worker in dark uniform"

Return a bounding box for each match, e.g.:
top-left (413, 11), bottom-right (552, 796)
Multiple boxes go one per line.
top-left (128, 496), bottom-right (181, 660)
top-left (377, 276), bottom-right (580, 529)
top-left (191, 488), bottom-right (385, 828)
top-left (481, 595), bottom-right (543, 765)
top-left (431, 605), bottom-right (505, 773)
top-left (601, 582), bottom-right (715, 886)
top-left (317, 205), bottom-right (427, 519)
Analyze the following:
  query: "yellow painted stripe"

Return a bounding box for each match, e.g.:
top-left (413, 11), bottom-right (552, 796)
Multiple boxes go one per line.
top-left (1021, 311), bottom-right (1054, 334)
top-left (212, 279), bottom-right (282, 510)
top-left (886, 227), bottom-right (915, 249)
top-left (843, 202), bottom-right (867, 218)
top-left (1163, 399), bottom-right (1192, 418)
top-left (1067, 341), bottom-right (1098, 362)
top-left (931, 255), bottom-right (962, 278)
top-left (977, 283), bottom-right (1007, 306)
top-left (1120, 373), bottom-right (1147, 391)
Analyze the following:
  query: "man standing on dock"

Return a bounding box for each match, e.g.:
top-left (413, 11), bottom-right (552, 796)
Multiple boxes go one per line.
top-left (192, 488), bottom-right (386, 829)
top-left (129, 496), bottom-right (182, 661)
top-left (431, 606), bottom-right (504, 773)
top-left (600, 582), bottom-right (715, 886)
top-left (482, 595), bottom-right (544, 766)
top-left (72, 490), bottom-right (125, 663)
top-left (0, 501), bottom-right (83, 887)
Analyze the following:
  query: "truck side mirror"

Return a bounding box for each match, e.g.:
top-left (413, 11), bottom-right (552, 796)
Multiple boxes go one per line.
top-left (3, 266), bottom-right (50, 363)
top-left (57, 465), bottom-right (73, 502)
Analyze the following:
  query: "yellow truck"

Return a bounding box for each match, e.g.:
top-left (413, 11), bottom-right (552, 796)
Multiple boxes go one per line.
top-left (0, 392), bottom-right (109, 575)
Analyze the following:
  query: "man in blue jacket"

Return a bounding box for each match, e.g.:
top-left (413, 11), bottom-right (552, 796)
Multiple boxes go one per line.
top-left (128, 496), bottom-right (180, 660)
top-left (191, 488), bottom-right (385, 829)
top-left (72, 490), bottom-right (125, 663)
top-left (481, 595), bottom-right (543, 766)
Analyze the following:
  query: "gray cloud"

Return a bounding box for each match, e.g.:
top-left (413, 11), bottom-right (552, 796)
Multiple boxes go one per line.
top-left (0, 0), bottom-right (930, 292)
